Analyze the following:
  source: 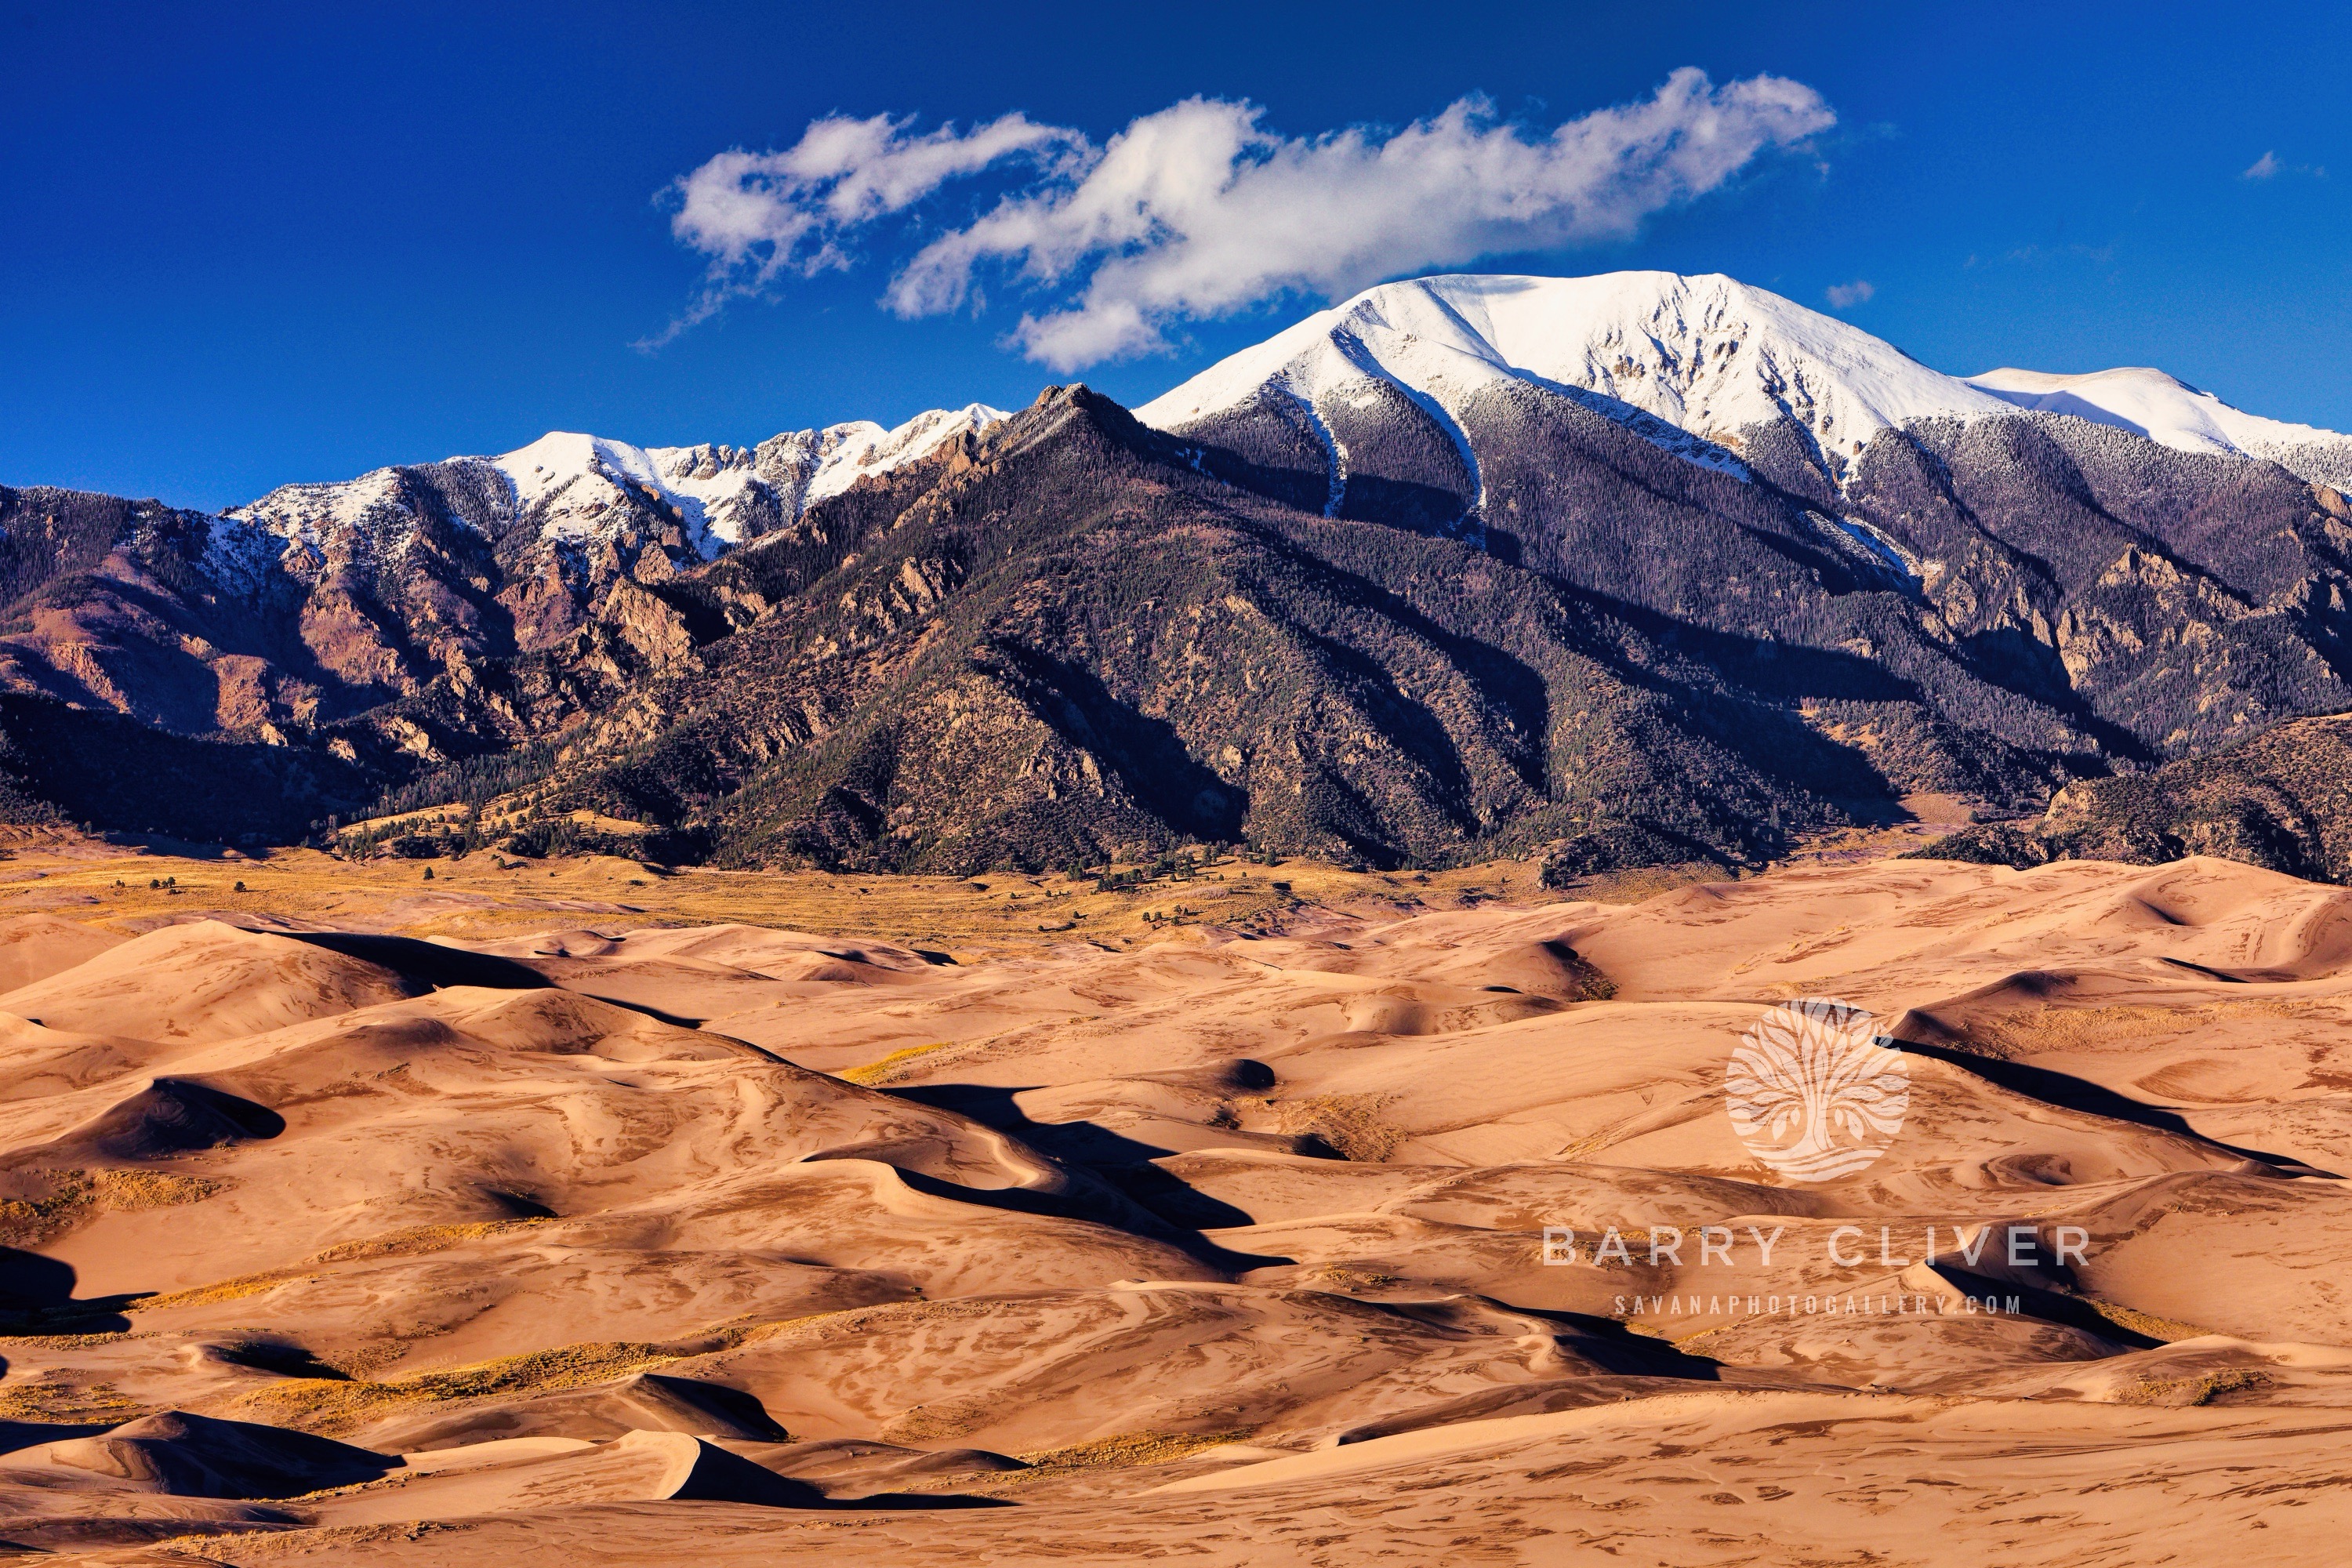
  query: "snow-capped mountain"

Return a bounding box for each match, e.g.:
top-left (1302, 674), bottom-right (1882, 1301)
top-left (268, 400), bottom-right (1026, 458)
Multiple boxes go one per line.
top-left (1965, 366), bottom-right (2352, 486)
top-left (1139, 271), bottom-right (2017, 487)
top-left (232, 403), bottom-right (1006, 569)
top-left (205, 275), bottom-right (2352, 599)
top-left (114, 400), bottom-right (1012, 724)
top-left (1139, 270), bottom-right (2352, 495)
top-left (200, 401), bottom-right (1004, 673)
top-left (12, 320), bottom-right (2352, 875)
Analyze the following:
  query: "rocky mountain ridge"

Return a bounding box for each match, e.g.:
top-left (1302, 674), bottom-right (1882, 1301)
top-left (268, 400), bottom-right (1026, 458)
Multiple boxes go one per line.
top-left (0, 405), bottom-right (1002, 742)
top-left (6, 271), bottom-right (2352, 878)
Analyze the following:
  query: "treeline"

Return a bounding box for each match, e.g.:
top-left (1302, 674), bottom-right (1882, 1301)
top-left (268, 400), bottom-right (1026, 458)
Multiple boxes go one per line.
top-left (367, 741), bottom-right (561, 818)
top-left (334, 797), bottom-right (707, 866)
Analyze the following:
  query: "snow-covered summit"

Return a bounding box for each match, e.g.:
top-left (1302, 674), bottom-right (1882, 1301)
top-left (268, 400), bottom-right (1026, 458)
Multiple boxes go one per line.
top-left (1138, 270), bottom-right (2352, 491)
top-left (493, 404), bottom-right (1007, 555)
top-left (488, 430), bottom-right (741, 555)
top-left (1138, 271), bottom-right (2016, 480)
top-left (1965, 366), bottom-right (2352, 482)
top-left (229, 403), bottom-right (1008, 570)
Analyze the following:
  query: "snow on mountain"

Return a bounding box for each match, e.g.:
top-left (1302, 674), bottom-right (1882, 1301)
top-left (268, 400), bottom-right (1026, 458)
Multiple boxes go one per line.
top-left (221, 465), bottom-right (410, 568)
top-left (490, 430), bottom-right (732, 556)
top-left (1139, 270), bottom-right (2352, 495)
top-left (482, 403), bottom-right (1008, 556)
top-left (1967, 366), bottom-right (2352, 486)
top-left (732, 404), bottom-right (1007, 532)
top-left (206, 276), bottom-right (2352, 607)
top-left (227, 404), bottom-right (1008, 570)
top-left (1138, 271), bottom-right (2016, 488)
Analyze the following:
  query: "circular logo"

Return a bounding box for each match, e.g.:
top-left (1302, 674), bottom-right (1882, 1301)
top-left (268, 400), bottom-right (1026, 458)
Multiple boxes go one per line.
top-left (1726, 998), bottom-right (1910, 1181)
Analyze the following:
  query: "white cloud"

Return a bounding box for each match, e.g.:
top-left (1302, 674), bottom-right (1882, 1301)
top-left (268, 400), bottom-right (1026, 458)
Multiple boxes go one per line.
top-left (2244, 151), bottom-right (2281, 180)
top-left (644, 112), bottom-right (1087, 345)
top-left (656, 71), bottom-right (1835, 367)
top-left (1824, 279), bottom-right (1875, 308)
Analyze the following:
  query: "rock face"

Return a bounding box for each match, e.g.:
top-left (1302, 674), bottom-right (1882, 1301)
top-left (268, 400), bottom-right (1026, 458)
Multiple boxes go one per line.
top-left (414, 387), bottom-right (1976, 871)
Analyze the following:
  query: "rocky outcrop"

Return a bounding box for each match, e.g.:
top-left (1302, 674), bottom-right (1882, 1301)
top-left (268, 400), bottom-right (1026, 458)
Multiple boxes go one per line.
top-left (1905, 711), bottom-right (2352, 884)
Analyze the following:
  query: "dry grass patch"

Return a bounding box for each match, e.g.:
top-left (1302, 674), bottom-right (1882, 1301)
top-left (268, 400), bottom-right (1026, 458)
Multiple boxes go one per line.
top-left (157, 1521), bottom-right (475, 1558)
top-left (2114, 1368), bottom-right (2270, 1406)
top-left (0, 1378), bottom-right (142, 1423)
top-left (306, 1218), bottom-right (554, 1265)
top-left (0, 1190), bottom-right (83, 1247)
top-left (880, 1398), bottom-right (997, 1443)
top-left (0, 836), bottom-right (1566, 953)
top-left (0, 1331), bottom-right (140, 1349)
top-left (230, 1322), bottom-right (777, 1433)
top-left (234, 1339), bottom-right (691, 1432)
top-left (1554, 1122), bottom-right (1637, 1162)
top-left (0, 1167), bottom-right (223, 1246)
top-left (935, 1429), bottom-right (1258, 1493)
top-left (123, 1221), bottom-right (561, 1319)
top-left (2082, 1298), bottom-right (2214, 1345)
top-left (1309, 1265), bottom-right (1401, 1292)
top-left (1236, 1093), bottom-right (1404, 1162)
top-left (93, 1169), bottom-right (227, 1209)
top-left (1017, 1429), bottom-right (1255, 1469)
top-left (837, 1040), bottom-right (955, 1086)
top-left (132, 1269), bottom-right (312, 1312)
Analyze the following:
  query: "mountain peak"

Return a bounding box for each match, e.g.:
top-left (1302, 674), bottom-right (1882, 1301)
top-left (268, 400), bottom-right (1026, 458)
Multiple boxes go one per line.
top-left (1140, 270), bottom-right (2352, 491)
top-left (228, 404), bottom-right (1012, 578)
top-left (1139, 270), bottom-right (2016, 482)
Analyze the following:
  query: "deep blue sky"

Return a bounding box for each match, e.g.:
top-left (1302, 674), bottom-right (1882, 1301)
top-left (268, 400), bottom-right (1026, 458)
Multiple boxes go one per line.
top-left (6, 0), bottom-right (2348, 509)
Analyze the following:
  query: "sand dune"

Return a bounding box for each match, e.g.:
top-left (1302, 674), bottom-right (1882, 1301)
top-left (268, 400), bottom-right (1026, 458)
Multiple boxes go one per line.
top-left (305, 1428), bottom-right (822, 1525)
top-left (0, 913), bottom-right (125, 993)
top-left (0, 921), bottom-right (420, 1045)
top-left (3, 855), bottom-right (2350, 1561)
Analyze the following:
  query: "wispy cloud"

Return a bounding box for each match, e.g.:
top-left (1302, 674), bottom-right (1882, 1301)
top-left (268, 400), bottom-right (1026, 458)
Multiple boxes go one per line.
top-left (652, 71), bottom-right (1835, 368)
top-left (1824, 279), bottom-right (1875, 309)
top-left (2241, 150), bottom-right (2325, 181)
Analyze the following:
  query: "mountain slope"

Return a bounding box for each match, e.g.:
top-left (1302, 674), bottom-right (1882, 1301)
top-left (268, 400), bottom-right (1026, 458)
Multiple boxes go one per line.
top-left (1142, 270), bottom-right (2352, 492)
top-left (1142, 271), bottom-right (2352, 772)
top-left (405, 386), bottom-right (2113, 873)
top-left (227, 404), bottom-right (1007, 658)
top-left (0, 485), bottom-right (348, 739)
top-left (1910, 710), bottom-right (2352, 884)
